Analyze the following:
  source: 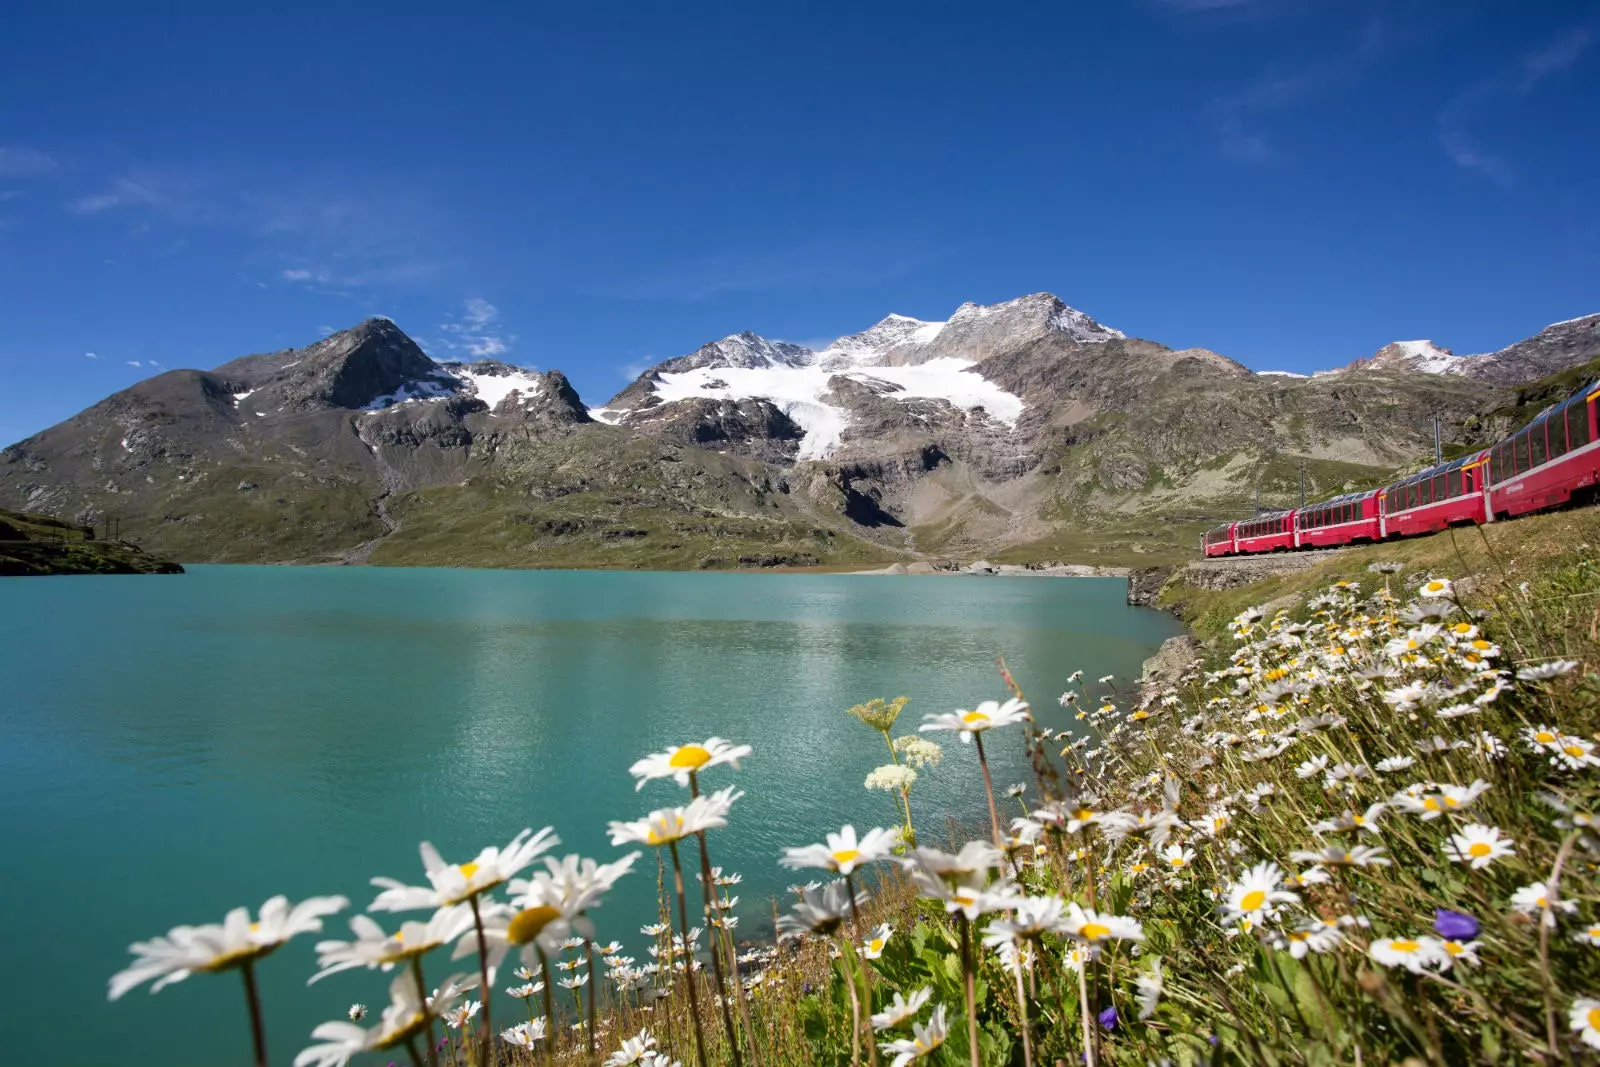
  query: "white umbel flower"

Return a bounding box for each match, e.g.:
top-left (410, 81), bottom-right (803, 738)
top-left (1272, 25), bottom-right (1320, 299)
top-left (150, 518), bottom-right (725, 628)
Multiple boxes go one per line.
top-left (865, 764), bottom-right (918, 792)
top-left (110, 894), bottom-right (348, 1000)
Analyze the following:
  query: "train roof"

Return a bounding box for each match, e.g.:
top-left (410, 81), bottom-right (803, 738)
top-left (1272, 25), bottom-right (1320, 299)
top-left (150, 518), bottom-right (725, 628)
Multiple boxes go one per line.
top-left (1306, 488), bottom-right (1376, 508)
top-left (1391, 449), bottom-right (1489, 488)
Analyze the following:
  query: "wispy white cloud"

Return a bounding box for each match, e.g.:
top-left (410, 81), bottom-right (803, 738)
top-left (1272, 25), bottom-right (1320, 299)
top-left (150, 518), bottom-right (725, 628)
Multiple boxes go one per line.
top-left (282, 268), bottom-right (316, 282)
top-left (84, 351), bottom-right (99, 359)
top-left (434, 297), bottom-right (515, 360)
top-left (1205, 16), bottom-right (1398, 164)
top-left (0, 146), bottom-right (57, 179)
top-left (618, 357), bottom-right (656, 381)
top-left (69, 175), bottom-right (180, 215)
top-left (317, 324), bottom-right (336, 336)
top-left (1438, 23), bottom-right (1594, 186)
top-left (126, 360), bottom-right (141, 367)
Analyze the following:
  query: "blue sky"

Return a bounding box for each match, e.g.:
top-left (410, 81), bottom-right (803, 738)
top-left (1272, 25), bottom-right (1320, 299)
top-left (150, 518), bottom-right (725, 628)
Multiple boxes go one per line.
top-left (1, 1), bottom-right (1596, 447)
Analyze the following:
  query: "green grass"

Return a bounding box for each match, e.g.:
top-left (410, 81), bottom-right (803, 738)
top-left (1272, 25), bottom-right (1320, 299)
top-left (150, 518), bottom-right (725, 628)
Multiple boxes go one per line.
top-left (0, 506), bottom-right (183, 575)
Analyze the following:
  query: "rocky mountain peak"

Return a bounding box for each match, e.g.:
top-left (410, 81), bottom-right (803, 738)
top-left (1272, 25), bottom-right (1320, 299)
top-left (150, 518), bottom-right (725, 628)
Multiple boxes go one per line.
top-left (902, 292), bottom-right (1122, 367)
top-left (1460, 313), bottom-right (1600, 385)
top-left (1349, 340), bottom-right (1464, 375)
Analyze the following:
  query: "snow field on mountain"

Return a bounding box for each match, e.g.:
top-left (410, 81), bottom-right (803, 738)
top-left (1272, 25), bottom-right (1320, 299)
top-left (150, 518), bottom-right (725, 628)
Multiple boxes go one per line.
top-left (650, 357), bottom-right (1025, 460)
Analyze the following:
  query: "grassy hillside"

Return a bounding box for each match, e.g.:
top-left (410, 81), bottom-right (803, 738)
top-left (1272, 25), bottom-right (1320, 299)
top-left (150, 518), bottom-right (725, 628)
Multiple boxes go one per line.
top-left (1157, 504), bottom-right (1600, 640)
top-left (0, 508), bottom-right (184, 576)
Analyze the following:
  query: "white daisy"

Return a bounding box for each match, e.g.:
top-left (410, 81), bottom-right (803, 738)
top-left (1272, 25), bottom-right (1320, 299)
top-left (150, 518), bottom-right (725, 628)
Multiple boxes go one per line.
top-left (780, 825), bottom-right (898, 876)
top-left (1571, 997), bottom-right (1600, 1050)
top-left (1369, 936), bottom-right (1447, 974)
top-left (110, 894), bottom-right (348, 1000)
top-left (1511, 882), bottom-right (1578, 928)
top-left (1516, 660), bottom-right (1580, 682)
top-left (882, 1003), bottom-right (947, 1065)
top-left (919, 697), bottom-right (1031, 742)
top-left (628, 738), bottom-right (752, 790)
top-left (871, 987), bottom-right (932, 1030)
top-left (1222, 862), bottom-right (1298, 924)
top-left (607, 788), bottom-right (742, 847)
top-left (370, 829), bottom-right (558, 911)
top-left (1060, 902), bottom-right (1143, 943)
top-left (1444, 824), bottom-right (1515, 869)
top-left (310, 905), bottom-right (475, 983)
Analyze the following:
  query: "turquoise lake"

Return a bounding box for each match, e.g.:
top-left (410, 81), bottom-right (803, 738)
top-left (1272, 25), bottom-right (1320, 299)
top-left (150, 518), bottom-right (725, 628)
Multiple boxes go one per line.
top-left (0, 565), bottom-right (1181, 1066)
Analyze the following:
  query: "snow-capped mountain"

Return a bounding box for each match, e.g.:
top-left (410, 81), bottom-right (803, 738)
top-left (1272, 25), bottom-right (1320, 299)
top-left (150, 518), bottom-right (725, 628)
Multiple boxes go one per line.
top-left (1334, 315), bottom-right (1599, 383)
top-left (595, 293), bottom-right (1122, 460)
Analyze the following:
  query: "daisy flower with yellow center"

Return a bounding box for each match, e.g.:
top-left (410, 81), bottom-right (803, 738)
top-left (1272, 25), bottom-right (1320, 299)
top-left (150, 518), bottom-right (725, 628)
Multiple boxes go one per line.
top-left (780, 825), bottom-right (897, 876)
top-left (1569, 998), bottom-right (1600, 1050)
top-left (1160, 844), bottom-right (1195, 870)
top-left (1061, 902), bottom-right (1143, 943)
top-left (1222, 862), bottom-right (1297, 924)
top-left (870, 987), bottom-right (932, 1031)
top-left (628, 737), bottom-right (752, 791)
top-left (1445, 824), bottom-right (1515, 869)
top-left (311, 905), bottom-right (475, 982)
top-left (882, 1003), bottom-right (947, 1064)
top-left (608, 788), bottom-right (742, 848)
top-left (1369, 936), bottom-right (1447, 974)
top-left (919, 697), bottom-right (1030, 743)
top-left (862, 923), bottom-right (892, 959)
top-left (371, 829), bottom-right (558, 911)
top-left (110, 894), bottom-right (348, 999)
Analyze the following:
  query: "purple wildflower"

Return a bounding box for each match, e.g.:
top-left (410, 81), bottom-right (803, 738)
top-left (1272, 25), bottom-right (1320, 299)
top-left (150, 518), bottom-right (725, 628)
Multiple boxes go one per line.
top-left (1433, 909), bottom-right (1479, 940)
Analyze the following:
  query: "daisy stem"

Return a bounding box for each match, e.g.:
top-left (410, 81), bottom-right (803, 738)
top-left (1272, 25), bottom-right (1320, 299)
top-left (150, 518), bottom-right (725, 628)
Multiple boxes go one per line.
top-left (692, 836), bottom-right (743, 1067)
top-left (688, 771), bottom-right (744, 1067)
top-left (1013, 955), bottom-right (1035, 1067)
top-left (842, 947), bottom-right (863, 1067)
top-left (239, 959), bottom-right (269, 1067)
top-left (468, 894), bottom-right (492, 1064)
top-left (584, 940), bottom-right (598, 1062)
top-left (841, 927), bottom-right (880, 1067)
top-left (960, 915), bottom-right (980, 1067)
top-left (1077, 958), bottom-right (1097, 1067)
top-left (409, 956), bottom-right (441, 1067)
top-left (1538, 830), bottom-right (1580, 1057)
top-left (404, 1033), bottom-right (427, 1067)
top-left (538, 945), bottom-right (557, 1066)
top-left (973, 732), bottom-right (1005, 848)
top-left (667, 840), bottom-right (709, 1067)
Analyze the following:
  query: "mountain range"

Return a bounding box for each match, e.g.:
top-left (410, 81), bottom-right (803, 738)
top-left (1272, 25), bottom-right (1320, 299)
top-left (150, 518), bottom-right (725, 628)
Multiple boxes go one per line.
top-left (2, 295), bottom-right (1595, 568)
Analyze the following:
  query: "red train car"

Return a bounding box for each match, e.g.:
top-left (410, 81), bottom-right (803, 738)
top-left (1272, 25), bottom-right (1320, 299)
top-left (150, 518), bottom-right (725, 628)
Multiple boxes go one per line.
top-left (1235, 509), bottom-right (1296, 553)
top-left (1380, 451), bottom-right (1492, 537)
top-left (1202, 523), bottom-right (1238, 557)
top-left (1487, 382), bottom-right (1600, 518)
top-left (1296, 488), bottom-right (1383, 549)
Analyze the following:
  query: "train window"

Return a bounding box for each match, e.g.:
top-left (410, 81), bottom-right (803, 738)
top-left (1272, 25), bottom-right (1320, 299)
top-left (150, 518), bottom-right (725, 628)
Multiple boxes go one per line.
top-left (1570, 400), bottom-right (1594, 448)
top-left (1549, 411), bottom-right (1569, 459)
top-left (1531, 423), bottom-right (1548, 467)
top-left (1432, 473), bottom-right (1445, 500)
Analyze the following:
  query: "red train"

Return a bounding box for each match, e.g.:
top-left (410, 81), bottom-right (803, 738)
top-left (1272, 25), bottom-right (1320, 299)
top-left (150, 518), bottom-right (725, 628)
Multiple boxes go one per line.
top-left (1202, 377), bottom-right (1600, 557)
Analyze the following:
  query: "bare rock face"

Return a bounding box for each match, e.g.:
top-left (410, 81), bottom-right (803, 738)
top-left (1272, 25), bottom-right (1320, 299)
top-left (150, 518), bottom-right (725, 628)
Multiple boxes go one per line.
top-left (1460, 314), bottom-right (1600, 385)
top-left (618, 397), bottom-right (805, 462)
top-left (896, 292), bottom-right (1123, 367)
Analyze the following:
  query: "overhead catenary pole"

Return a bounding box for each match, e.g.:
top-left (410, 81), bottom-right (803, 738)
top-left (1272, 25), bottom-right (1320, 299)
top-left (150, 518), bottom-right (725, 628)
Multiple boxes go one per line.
top-left (1299, 463), bottom-right (1306, 508)
top-left (1434, 415), bottom-right (1443, 465)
